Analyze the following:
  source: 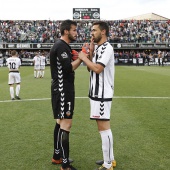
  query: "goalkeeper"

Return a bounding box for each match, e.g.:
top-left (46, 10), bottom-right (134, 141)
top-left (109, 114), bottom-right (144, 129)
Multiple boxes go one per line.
top-left (49, 19), bottom-right (88, 170)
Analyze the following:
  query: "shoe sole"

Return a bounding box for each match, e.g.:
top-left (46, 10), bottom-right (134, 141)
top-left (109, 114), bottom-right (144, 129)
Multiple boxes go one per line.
top-left (15, 96), bottom-right (21, 100)
top-left (52, 158), bottom-right (74, 164)
top-left (96, 160), bottom-right (116, 167)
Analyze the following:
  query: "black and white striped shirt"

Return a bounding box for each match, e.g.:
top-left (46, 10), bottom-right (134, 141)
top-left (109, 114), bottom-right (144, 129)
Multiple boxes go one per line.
top-left (89, 42), bottom-right (115, 101)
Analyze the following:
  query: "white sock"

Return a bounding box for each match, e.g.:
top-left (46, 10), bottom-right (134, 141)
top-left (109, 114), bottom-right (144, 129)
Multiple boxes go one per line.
top-left (100, 129), bottom-right (114, 168)
top-left (34, 71), bottom-right (36, 77)
top-left (16, 84), bottom-right (20, 96)
top-left (37, 71), bottom-right (40, 78)
top-left (10, 86), bottom-right (14, 99)
top-left (41, 71), bottom-right (44, 77)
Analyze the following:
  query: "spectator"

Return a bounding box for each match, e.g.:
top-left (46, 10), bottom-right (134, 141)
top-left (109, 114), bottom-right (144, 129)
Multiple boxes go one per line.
top-left (0, 20), bottom-right (170, 43)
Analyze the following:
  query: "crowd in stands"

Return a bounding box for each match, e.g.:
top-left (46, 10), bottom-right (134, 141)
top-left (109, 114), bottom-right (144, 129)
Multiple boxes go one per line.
top-left (0, 20), bottom-right (170, 43)
top-left (0, 20), bottom-right (170, 65)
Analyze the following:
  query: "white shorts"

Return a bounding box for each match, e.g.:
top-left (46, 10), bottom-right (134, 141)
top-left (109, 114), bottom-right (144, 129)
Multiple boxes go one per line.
top-left (90, 99), bottom-right (112, 120)
top-left (40, 65), bottom-right (45, 70)
top-left (8, 72), bottom-right (21, 85)
top-left (34, 65), bottom-right (40, 70)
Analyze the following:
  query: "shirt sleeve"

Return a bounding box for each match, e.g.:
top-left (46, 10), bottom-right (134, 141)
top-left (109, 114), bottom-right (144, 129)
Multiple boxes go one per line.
top-left (97, 45), bottom-right (113, 67)
top-left (57, 45), bottom-right (73, 73)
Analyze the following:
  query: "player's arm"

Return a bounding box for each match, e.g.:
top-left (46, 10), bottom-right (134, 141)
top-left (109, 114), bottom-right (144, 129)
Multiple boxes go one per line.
top-left (71, 50), bottom-right (82, 71)
top-left (33, 59), bottom-right (35, 65)
top-left (19, 58), bottom-right (21, 69)
top-left (6, 59), bottom-right (9, 67)
top-left (71, 58), bottom-right (82, 71)
top-left (58, 49), bottom-right (81, 73)
top-left (78, 51), bottom-right (104, 74)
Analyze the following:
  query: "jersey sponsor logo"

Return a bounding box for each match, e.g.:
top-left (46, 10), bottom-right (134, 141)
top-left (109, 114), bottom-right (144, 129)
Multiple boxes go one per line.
top-left (61, 52), bottom-right (68, 59)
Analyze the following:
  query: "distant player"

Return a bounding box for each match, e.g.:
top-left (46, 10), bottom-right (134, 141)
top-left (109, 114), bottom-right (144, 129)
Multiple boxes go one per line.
top-left (40, 52), bottom-right (46, 78)
top-left (33, 52), bottom-right (41, 78)
top-left (6, 50), bottom-right (21, 100)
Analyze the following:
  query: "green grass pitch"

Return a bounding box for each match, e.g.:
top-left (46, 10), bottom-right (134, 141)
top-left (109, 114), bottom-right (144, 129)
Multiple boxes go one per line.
top-left (0, 65), bottom-right (170, 170)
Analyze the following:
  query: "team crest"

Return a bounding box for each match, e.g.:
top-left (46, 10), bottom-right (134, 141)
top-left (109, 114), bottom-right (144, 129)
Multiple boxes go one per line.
top-left (61, 52), bottom-right (68, 59)
top-left (66, 111), bottom-right (71, 117)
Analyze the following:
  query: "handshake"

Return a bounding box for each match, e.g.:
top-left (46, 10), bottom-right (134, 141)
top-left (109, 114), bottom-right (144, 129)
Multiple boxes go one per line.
top-left (71, 43), bottom-right (90, 61)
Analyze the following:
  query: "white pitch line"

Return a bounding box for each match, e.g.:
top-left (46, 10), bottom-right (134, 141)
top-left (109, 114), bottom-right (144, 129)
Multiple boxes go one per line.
top-left (113, 96), bottom-right (170, 99)
top-left (0, 96), bottom-right (170, 103)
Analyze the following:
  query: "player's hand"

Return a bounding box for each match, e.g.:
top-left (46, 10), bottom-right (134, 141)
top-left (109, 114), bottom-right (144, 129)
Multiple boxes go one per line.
top-left (72, 50), bottom-right (78, 61)
top-left (81, 43), bottom-right (90, 54)
top-left (90, 37), bottom-right (95, 53)
top-left (78, 51), bottom-right (89, 61)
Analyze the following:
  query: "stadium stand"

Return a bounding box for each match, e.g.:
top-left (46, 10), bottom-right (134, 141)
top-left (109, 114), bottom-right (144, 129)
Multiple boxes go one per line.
top-left (0, 14), bottom-right (170, 66)
top-left (0, 19), bottom-right (170, 43)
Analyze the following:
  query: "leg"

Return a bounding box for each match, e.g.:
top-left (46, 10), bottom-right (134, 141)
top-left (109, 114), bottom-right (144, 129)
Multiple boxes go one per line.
top-left (9, 85), bottom-right (14, 100)
top-left (97, 120), bottom-right (114, 169)
top-left (60, 119), bottom-right (72, 168)
top-left (41, 70), bottom-right (45, 77)
top-left (15, 73), bottom-right (21, 99)
top-left (52, 119), bottom-right (61, 163)
top-left (34, 70), bottom-right (37, 78)
top-left (15, 83), bottom-right (20, 98)
top-left (51, 92), bottom-right (76, 169)
top-left (60, 129), bottom-right (70, 168)
top-left (8, 73), bottom-right (15, 100)
top-left (37, 70), bottom-right (41, 78)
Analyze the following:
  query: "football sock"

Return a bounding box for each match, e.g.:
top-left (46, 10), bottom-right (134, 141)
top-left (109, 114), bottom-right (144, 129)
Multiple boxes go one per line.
top-left (60, 129), bottom-right (70, 168)
top-left (100, 129), bottom-right (114, 168)
top-left (16, 84), bottom-right (20, 96)
top-left (41, 71), bottom-right (44, 77)
top-left (53, 123), bottom-right (61, 160)
top-left (10, 86), bottom-right (14, 99)
top-left (34, 71), bottom-right (36, 77)
top-left (37, 71), bottom-right (40, 78)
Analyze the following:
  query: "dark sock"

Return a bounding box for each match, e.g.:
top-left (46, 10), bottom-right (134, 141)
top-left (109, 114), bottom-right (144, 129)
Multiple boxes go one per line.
top-left (60, 129), bottom-right (70, 168)
top-left (53, 123), bottom-right (61, 160)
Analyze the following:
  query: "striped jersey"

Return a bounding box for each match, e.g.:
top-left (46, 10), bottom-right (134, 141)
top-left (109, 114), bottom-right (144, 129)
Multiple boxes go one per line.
top-left (89, 41), bottom-right (115, 101)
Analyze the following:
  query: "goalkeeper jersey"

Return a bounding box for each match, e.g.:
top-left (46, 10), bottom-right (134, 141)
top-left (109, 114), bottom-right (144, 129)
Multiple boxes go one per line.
top-left (50, 39), bottom-right (74, 94)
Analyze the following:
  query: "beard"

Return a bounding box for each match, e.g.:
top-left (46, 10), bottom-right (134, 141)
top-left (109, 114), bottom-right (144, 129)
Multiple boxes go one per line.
top-left (68, 34), bottom-right (76, 42)
top-left (93, 34), bottom-right (102, 43)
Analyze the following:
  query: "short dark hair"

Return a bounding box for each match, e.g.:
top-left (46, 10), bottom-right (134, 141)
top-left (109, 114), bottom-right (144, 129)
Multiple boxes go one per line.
top-left (60, 20), bottom-right (77, 36)
top-left (92, 21), bottom-right (109, 37)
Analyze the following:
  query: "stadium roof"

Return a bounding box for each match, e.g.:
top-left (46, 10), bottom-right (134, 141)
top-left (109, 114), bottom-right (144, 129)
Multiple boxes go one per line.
top-left (123, 13), bottom-right (169, 20)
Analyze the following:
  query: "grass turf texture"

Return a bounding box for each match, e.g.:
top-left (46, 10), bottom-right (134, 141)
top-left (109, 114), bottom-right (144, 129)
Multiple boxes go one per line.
top-left (0, 65), bottom-right (170, 170)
